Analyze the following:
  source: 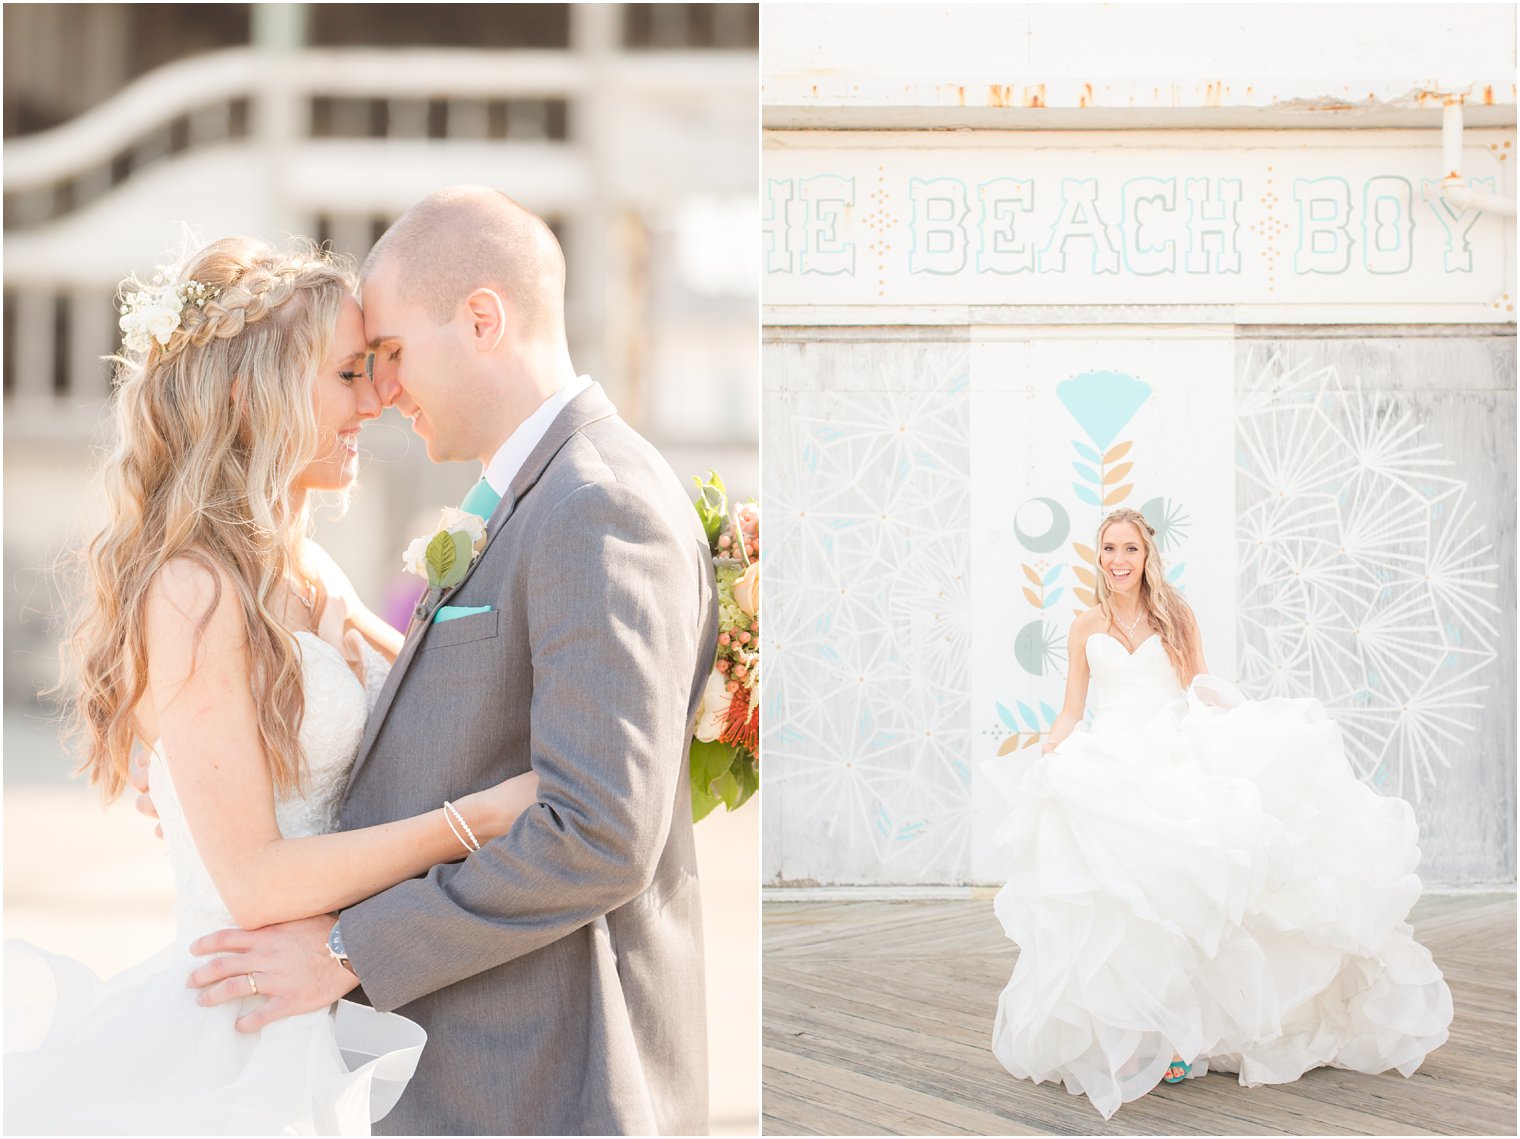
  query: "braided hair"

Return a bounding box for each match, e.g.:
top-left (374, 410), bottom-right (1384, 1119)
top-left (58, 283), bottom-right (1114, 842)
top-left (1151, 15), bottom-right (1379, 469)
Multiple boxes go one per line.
top-left (62, 237), bottom-right (356, 798)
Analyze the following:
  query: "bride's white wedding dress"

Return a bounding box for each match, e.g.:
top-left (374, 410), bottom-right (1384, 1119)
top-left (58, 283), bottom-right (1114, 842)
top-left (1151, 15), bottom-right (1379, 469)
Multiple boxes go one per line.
top-left (985, 633), bottom-right (1453, 1120)
top-left (5, 631), bottom-right (425, 1135)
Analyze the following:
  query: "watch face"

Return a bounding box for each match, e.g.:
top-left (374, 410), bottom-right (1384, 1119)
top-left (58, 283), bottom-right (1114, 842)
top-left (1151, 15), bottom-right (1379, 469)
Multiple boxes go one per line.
top-left (328, 924), bottom-right (346, 958)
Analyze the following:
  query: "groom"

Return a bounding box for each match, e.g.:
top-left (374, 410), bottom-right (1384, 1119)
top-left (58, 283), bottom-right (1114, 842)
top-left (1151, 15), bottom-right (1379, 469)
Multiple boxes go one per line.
top-left (185, 187), bottom-right (718, 1134)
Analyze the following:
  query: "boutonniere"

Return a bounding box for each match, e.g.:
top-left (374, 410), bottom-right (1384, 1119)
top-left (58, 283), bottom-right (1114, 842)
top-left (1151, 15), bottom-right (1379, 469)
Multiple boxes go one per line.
top-left (402, 507), bottom-right (489, 611)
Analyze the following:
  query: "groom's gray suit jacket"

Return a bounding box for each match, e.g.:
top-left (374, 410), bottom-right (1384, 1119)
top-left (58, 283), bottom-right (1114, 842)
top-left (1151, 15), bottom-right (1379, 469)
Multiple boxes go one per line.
top-left (337, 383), bottom-right (718, 1135)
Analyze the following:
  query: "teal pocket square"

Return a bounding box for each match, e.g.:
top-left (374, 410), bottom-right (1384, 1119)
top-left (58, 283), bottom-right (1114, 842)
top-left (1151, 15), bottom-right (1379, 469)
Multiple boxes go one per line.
top-left (433, 604), bottom-right (493, 624)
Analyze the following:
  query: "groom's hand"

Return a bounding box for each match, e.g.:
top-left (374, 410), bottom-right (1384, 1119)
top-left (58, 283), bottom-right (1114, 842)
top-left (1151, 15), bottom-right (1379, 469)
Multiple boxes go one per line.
top-left (187, 914), bottom-right (358, 1033)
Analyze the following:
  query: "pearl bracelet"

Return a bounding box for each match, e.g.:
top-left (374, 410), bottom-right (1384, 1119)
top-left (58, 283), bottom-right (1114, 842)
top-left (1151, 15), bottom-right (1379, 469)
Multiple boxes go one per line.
top-left (442, 799), bottom-right (481, 853)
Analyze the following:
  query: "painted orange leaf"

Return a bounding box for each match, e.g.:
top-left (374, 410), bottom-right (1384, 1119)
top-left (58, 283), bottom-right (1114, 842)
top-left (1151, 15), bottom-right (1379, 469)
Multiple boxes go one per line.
top-left (1103, 461), bottom-right (1134, 485)
top-left (1103, 484), bottom-right (1132, 506)
top-left (1022, 564), bottom-right (1042, 587)
top-left (1075, 587), bottom-right (1096, 607)
top-left (1073, 542), bottom-right (1095, 563)
top-left (1073, 565), bottom-right (1096, 588)
top-left (997, 735), bottom-right (1022, 756)
top-left (1022, 586), bottom-right (1041, 609)
top-left (1104, 441), bottom-right (1132, 463)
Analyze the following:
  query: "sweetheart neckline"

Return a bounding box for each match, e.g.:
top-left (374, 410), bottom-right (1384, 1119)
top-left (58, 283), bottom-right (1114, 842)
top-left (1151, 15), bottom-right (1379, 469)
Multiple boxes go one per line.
top-left (1089, 630), bottom-right (1162, 658)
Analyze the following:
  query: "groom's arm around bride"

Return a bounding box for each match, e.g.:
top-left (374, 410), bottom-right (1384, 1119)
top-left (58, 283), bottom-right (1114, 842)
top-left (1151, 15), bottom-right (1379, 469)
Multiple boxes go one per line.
top-left (190, 187), bottom-right (720, 1136)
top-left (340, 402), bottom-right (718, 1138)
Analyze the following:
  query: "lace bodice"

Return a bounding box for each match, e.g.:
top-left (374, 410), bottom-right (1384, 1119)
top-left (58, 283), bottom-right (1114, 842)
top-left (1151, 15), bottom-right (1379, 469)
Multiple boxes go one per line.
top-left (1085, 633), bottom-right (1184, 733)
top-left (147, 630), bottom-right (390, 941)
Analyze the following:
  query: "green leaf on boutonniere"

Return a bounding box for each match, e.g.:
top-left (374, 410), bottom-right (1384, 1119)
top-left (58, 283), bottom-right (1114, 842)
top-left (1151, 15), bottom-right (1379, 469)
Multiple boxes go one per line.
top-left (424, 531), bottom-right (456, 586)
top-left (425, 529), bottom-right (476, 589)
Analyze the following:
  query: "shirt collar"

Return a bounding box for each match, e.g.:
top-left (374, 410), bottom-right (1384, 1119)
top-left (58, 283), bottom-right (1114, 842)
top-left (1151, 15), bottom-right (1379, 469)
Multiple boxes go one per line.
top-left (482, 375), bottom-right (594, 497)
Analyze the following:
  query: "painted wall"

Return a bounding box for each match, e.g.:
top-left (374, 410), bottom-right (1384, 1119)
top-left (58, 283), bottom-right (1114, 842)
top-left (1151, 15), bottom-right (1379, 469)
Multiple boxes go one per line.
top-left (763, 126), bottom-right (1516, 887)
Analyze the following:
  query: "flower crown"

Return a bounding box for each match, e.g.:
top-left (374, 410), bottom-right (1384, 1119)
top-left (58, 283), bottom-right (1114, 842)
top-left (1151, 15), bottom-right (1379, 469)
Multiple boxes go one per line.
top-left (118, 271), bottom-right (220, 355)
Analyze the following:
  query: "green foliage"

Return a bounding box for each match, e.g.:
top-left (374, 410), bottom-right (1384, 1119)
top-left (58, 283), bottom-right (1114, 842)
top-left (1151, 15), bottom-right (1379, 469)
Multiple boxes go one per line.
top-left (689, 739), bottom-right (758, 822)
top-left (691, 470), bottom-right (728, 550)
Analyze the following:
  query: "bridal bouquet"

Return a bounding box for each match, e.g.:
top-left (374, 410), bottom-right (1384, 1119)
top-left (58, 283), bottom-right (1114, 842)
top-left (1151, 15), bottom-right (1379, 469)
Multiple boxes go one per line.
top-left (689, 471), bottom-right (759, 821)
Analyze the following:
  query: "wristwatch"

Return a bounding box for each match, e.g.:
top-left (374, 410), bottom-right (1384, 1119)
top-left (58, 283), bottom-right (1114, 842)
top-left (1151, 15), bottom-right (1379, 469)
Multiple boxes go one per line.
top-left (326, 921), bottom-right (357, 976)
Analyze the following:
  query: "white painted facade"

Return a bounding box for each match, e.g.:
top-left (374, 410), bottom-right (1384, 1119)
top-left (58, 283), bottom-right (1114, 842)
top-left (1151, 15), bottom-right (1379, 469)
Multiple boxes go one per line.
top-left (3, 5), bottom-right (759, 721)
top-left (761, 3), bottom-right (1517, 888)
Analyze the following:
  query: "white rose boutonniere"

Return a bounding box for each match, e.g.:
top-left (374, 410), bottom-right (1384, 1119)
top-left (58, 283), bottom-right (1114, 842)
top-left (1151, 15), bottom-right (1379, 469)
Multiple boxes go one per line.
top-left (403, 507), bottom-right (490, 621)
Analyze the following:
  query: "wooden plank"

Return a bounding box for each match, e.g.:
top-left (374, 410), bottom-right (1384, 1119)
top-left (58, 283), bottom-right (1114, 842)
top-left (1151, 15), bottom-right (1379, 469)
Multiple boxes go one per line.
top-left (763, 894), bottom-right (1518, 1136)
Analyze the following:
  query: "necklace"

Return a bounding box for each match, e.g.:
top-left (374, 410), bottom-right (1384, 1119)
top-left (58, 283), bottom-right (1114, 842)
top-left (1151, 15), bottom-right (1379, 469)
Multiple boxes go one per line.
top-left (290, 576), bottom-right (316, 611)
top-left (1115, 606), bottom-right (1146, 639)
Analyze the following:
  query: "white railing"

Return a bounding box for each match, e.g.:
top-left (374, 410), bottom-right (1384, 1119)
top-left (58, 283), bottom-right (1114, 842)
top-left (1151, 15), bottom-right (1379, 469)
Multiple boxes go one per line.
top-left (5, 46), bottom-right (750, 210)
top-left (4, 41), bottom-right (756, 428)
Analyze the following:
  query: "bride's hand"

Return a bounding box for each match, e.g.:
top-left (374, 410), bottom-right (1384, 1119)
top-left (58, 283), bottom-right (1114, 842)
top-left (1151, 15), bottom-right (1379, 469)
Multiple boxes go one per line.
top-left (128, 748), bottom-right (163, 839)
top-left (465, 770), bottom-right (540, 843)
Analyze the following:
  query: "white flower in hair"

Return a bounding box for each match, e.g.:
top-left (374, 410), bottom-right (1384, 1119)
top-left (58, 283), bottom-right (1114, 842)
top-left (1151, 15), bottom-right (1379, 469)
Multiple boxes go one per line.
top-left (118, 274), bottom-right (219, 355)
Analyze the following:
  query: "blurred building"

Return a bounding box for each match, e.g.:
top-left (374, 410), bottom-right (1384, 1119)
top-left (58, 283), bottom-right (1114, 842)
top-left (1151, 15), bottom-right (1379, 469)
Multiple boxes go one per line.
top-left (4, 3), bottom-right (758, 714)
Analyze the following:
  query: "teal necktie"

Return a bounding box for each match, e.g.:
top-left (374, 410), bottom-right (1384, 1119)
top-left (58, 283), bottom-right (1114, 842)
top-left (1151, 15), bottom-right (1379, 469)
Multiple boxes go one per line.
top-left (460, 477), bottom-right (502, 521)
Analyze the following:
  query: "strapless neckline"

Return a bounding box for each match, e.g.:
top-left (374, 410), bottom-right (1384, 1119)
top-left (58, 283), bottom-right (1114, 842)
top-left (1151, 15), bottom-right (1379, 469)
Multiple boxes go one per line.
top-left (1089, 631), bottom-right (1161, 658)
top-left (1085, 630), bottom-right (1182, 733)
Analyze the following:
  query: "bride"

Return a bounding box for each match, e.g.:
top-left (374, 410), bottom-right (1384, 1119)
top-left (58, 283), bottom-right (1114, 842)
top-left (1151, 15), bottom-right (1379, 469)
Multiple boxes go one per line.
top-left (5, 237), bottom-right (538, 1134)
top-left (986, 507), bottom-right (1453, 1120)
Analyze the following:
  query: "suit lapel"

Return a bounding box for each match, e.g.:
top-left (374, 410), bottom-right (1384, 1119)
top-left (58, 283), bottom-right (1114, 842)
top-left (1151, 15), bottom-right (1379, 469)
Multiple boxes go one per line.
top-left (342, 383), bottom-right (619, 798)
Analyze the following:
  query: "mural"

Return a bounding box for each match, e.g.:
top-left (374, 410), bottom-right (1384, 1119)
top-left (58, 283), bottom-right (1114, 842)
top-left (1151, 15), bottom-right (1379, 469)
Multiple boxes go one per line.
top-left (762, 340), bottom-right (973, 884)
top-left (1234, 337), bottom-right (1515, 882)
top-left (764, 332), bottom-right (1514, 887)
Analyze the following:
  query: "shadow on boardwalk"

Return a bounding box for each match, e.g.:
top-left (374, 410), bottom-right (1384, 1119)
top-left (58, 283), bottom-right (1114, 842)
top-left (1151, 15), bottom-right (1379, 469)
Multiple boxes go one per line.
top-left (763, 894), bottom-right (1516, 1136)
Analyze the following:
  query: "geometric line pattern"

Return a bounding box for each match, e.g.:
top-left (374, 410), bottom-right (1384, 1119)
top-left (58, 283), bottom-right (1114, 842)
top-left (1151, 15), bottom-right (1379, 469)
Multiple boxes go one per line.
top-left (1236, 343), bottom-right (1502, 803)
top-left (763, 342), bottom-right (971, 884)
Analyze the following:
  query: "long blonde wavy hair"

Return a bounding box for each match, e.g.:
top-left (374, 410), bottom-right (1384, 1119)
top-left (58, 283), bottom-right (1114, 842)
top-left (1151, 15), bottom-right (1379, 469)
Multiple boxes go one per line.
top-left (60, 236), bottom-right (356, 799)
top-left (1094, 507), bottom-right (1198, 687)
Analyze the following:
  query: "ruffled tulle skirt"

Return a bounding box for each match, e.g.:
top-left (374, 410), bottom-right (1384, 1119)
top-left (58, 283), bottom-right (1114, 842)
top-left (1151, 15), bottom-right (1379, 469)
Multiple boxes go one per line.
top-left (983, 677), bottom-right (1452, 1119)
top-left (4, 937), bottom-right (425, 1135)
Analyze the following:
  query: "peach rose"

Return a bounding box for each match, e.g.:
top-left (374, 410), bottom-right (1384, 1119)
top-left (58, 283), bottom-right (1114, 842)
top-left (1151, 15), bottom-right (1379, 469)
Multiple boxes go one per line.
top-left (733, 562), bottom-right (759, 618)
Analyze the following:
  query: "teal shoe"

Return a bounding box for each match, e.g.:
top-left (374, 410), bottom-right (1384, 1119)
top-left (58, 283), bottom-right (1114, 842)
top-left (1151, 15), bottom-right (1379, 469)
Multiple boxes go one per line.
top-left (1163, 1058), bottom-right (1191, 1084)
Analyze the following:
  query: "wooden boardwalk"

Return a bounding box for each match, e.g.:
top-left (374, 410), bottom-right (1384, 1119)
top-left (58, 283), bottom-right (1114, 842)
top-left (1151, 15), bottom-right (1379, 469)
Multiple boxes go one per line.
top-left (763, 893), bottom-right (1516, 1136)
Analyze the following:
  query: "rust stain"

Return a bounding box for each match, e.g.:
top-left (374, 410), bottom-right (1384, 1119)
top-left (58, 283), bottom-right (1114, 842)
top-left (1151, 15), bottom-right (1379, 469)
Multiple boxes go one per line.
top-left (987, 84), bottom-right (1011, 108)
top-left (957, 85), bottom-right (966, 106)
top-left (1078, 82), bottom-right (1093, 108)
top-left (1202, 81), bottom-right (1223, 107)
top-left (1483, 85), bottom-right (1494, 105)
top-left (1025, 84), bottom-right (1045, 109)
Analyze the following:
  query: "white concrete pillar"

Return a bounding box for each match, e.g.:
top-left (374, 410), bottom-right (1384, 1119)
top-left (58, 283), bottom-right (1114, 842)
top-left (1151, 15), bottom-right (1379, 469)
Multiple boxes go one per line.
top-left (251, 3), bottom-right (309, 235)
top-left (13, 291), bottom-right (56, 407)
top-left (68, 291), bottom-right (116, 406)
top-left (326, 215), bottom-right (375, 266)
top-left (568, 3), bottom-right (619, 408)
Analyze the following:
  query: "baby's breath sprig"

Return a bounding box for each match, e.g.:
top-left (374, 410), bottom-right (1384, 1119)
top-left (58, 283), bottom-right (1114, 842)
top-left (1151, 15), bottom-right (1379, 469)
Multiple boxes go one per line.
top-left (118, 272), bottom-right (219, 355)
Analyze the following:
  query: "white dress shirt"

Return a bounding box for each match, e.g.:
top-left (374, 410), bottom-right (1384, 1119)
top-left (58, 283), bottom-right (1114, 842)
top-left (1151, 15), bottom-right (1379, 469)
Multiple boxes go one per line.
top-left (482, 374), bottom-right (594, 496)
